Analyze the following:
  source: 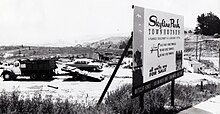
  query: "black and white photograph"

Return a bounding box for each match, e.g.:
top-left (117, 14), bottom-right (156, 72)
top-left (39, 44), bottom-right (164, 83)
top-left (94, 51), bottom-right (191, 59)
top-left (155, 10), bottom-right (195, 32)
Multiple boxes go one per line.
top-left (0, 0), bottom-right (220, 113)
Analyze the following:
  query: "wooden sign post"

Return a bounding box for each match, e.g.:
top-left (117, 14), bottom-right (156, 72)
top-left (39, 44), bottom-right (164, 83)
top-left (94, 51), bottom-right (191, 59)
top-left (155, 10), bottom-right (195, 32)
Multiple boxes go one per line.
top-left (97, 33), bottom-right (133, 105)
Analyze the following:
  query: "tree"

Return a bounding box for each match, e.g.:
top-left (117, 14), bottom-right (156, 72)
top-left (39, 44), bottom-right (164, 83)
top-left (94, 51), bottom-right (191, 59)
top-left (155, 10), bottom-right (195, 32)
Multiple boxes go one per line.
top-left (195, 12), bottom-right (220, 35)
top-left (119, 41), bottom-right (127, 49)
top-left (194, 26), bottom-right (201, 34)
top-left (18, 50), bottom-right (21, 54)
top-left (188, 30), bottom-right (193, 33)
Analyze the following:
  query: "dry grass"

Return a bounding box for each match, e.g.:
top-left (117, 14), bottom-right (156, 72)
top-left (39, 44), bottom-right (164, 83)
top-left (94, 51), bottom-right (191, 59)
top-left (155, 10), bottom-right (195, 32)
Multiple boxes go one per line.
top-left (0, 83), bottom-right (219, 114)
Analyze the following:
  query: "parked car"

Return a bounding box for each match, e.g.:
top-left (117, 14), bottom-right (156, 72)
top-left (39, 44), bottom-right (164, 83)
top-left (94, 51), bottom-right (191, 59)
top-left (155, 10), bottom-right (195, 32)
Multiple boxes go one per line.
top-left (65, 58), bottom-right (103, 72)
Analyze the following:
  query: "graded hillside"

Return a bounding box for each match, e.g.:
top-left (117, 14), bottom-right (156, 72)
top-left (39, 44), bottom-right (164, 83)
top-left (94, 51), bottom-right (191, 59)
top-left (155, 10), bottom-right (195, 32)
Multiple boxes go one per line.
top-left (85, 36), bottom-right (129, 49)
top-left (184, 34), bottom-right (220, 58)
top-left (0, 46), bottom-right (123, 62)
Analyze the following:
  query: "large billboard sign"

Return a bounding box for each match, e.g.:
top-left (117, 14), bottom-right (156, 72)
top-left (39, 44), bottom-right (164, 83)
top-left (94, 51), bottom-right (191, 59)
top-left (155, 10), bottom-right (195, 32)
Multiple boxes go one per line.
top-left (132, 6), bottom-right (184, 97)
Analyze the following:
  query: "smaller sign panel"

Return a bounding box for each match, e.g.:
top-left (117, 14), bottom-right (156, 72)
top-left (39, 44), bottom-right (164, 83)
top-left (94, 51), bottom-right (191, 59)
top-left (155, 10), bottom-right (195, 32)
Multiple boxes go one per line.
top-left (132, 6), bottom-right (184, 97)
top-left (132, 69), bottom-right (184, 98)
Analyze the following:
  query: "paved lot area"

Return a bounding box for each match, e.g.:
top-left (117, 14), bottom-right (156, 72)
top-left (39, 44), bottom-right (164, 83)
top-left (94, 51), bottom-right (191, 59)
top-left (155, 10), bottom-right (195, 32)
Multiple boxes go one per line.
top-left (179, 96), bottom-right (220, 114)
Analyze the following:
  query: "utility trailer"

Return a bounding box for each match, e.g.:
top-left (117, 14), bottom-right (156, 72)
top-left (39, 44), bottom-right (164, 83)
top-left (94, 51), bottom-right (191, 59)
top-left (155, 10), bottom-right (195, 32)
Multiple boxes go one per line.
top-left (60, 65), bottom-right (104, 82)
top-left (1, 59), bottom-right (57, 81)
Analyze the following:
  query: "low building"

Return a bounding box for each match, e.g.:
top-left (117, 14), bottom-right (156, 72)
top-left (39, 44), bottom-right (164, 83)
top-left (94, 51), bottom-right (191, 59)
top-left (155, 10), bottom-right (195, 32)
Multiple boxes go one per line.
top-left (184, 59), bottom-right (205, 73)
top-left (86, 52), bottom-right (99, 60)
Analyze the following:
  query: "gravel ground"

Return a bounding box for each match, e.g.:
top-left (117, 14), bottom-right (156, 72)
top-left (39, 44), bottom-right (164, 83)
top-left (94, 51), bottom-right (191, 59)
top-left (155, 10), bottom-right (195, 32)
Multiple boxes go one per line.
top-left (0, 67), bottom-right (132, 104)
top-left (1, 58), bottom-right (220, 104)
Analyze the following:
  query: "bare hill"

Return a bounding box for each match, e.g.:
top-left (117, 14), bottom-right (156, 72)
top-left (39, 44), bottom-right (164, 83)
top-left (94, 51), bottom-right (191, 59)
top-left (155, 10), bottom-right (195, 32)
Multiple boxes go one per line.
top-left (85, 36), bottom-right (129, 49)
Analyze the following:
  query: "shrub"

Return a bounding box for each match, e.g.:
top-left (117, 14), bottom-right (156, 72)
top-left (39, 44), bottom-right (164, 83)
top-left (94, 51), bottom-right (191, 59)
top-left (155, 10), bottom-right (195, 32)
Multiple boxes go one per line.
top-left (105, 84), bottom-right (136, 113)
top-left (105, 84), bottom-right (167, 114)
top-left (105, 83), bottom-right (219, 114)
top-left (0, 82), bottom-right (219, 114)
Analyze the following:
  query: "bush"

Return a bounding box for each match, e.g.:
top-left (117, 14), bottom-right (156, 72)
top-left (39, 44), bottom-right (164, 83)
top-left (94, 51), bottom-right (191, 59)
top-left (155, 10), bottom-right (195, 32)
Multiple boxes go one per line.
top-left (0, 91), bottom-right (113, 114)
top-left (105, 83), bottom-right (219, 114)
top-left (105, 84), bottom-right (136, 113)
top-left (0, 82), bottom-right (219, 114)
top-left (105, 84), bottom-right (167, 114)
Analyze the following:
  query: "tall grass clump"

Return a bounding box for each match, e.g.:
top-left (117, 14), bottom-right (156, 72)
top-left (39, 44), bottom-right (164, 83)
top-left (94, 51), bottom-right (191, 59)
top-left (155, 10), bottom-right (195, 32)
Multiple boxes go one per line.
top-left (105, 83), bottom-right (220, 114)
top-left (0, 90), bottom-right (113, 114)
top-left (0, 82), bottom-right (220, 114)
top-left (105, 84), bottom-right (167, 114)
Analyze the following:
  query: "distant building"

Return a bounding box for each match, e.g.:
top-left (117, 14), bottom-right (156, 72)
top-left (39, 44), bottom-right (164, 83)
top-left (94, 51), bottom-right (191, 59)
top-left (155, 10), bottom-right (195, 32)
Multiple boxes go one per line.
top-left (184, 59), bottom-right (205, 73)
top-left (86, 52), bottom-right (99, 60)
top-left (3, 53), bottom-right (14, 58)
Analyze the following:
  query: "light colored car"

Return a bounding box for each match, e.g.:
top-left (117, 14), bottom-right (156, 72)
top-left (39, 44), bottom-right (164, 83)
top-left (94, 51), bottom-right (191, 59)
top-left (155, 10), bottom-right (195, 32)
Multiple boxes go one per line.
top-left (65, 58), bottom-right (103, 72)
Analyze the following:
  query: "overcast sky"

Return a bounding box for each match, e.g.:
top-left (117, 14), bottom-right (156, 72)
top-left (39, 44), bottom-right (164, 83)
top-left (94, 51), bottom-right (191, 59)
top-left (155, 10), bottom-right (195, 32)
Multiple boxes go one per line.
top-left (0, 0), bottom-right (219, 46)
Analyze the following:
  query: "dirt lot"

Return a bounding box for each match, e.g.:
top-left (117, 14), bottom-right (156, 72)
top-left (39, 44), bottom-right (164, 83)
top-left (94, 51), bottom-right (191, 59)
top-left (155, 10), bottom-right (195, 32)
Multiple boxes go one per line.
top-left (1, 57), bottom-right (219, 105)
top-left (0, 67), bottom-right (132, 104)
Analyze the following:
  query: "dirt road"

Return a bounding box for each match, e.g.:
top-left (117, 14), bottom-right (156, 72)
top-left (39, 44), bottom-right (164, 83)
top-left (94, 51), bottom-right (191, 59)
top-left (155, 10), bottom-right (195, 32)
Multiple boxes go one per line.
top-left (0, 67), bottom-right (132, 104)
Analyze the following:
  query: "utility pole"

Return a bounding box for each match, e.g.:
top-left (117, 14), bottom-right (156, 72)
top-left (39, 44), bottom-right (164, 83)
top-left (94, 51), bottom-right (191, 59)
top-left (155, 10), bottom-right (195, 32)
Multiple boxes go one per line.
top-left (219, 48), bottom-right (220, 75)
top-left (195, 35), bottom-right (198, 60)
top-left (199, 42), bottom-right (202, 62)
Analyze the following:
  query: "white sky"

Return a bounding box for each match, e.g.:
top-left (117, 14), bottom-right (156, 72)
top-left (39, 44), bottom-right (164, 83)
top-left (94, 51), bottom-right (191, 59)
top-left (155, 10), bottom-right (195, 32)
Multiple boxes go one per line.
top-left (0, 0), bottom-right (219, 46)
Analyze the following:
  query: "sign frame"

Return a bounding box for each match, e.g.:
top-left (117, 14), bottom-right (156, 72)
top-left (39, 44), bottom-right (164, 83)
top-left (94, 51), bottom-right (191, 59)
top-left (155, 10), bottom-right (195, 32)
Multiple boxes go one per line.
top-left (132, 6), bottom-right (184, 98)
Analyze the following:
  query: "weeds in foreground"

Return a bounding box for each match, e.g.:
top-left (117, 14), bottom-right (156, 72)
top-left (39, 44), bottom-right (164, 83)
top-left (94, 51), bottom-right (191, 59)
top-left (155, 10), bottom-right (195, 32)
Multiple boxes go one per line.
top-left (0, 83), bottom-right (219, 114)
